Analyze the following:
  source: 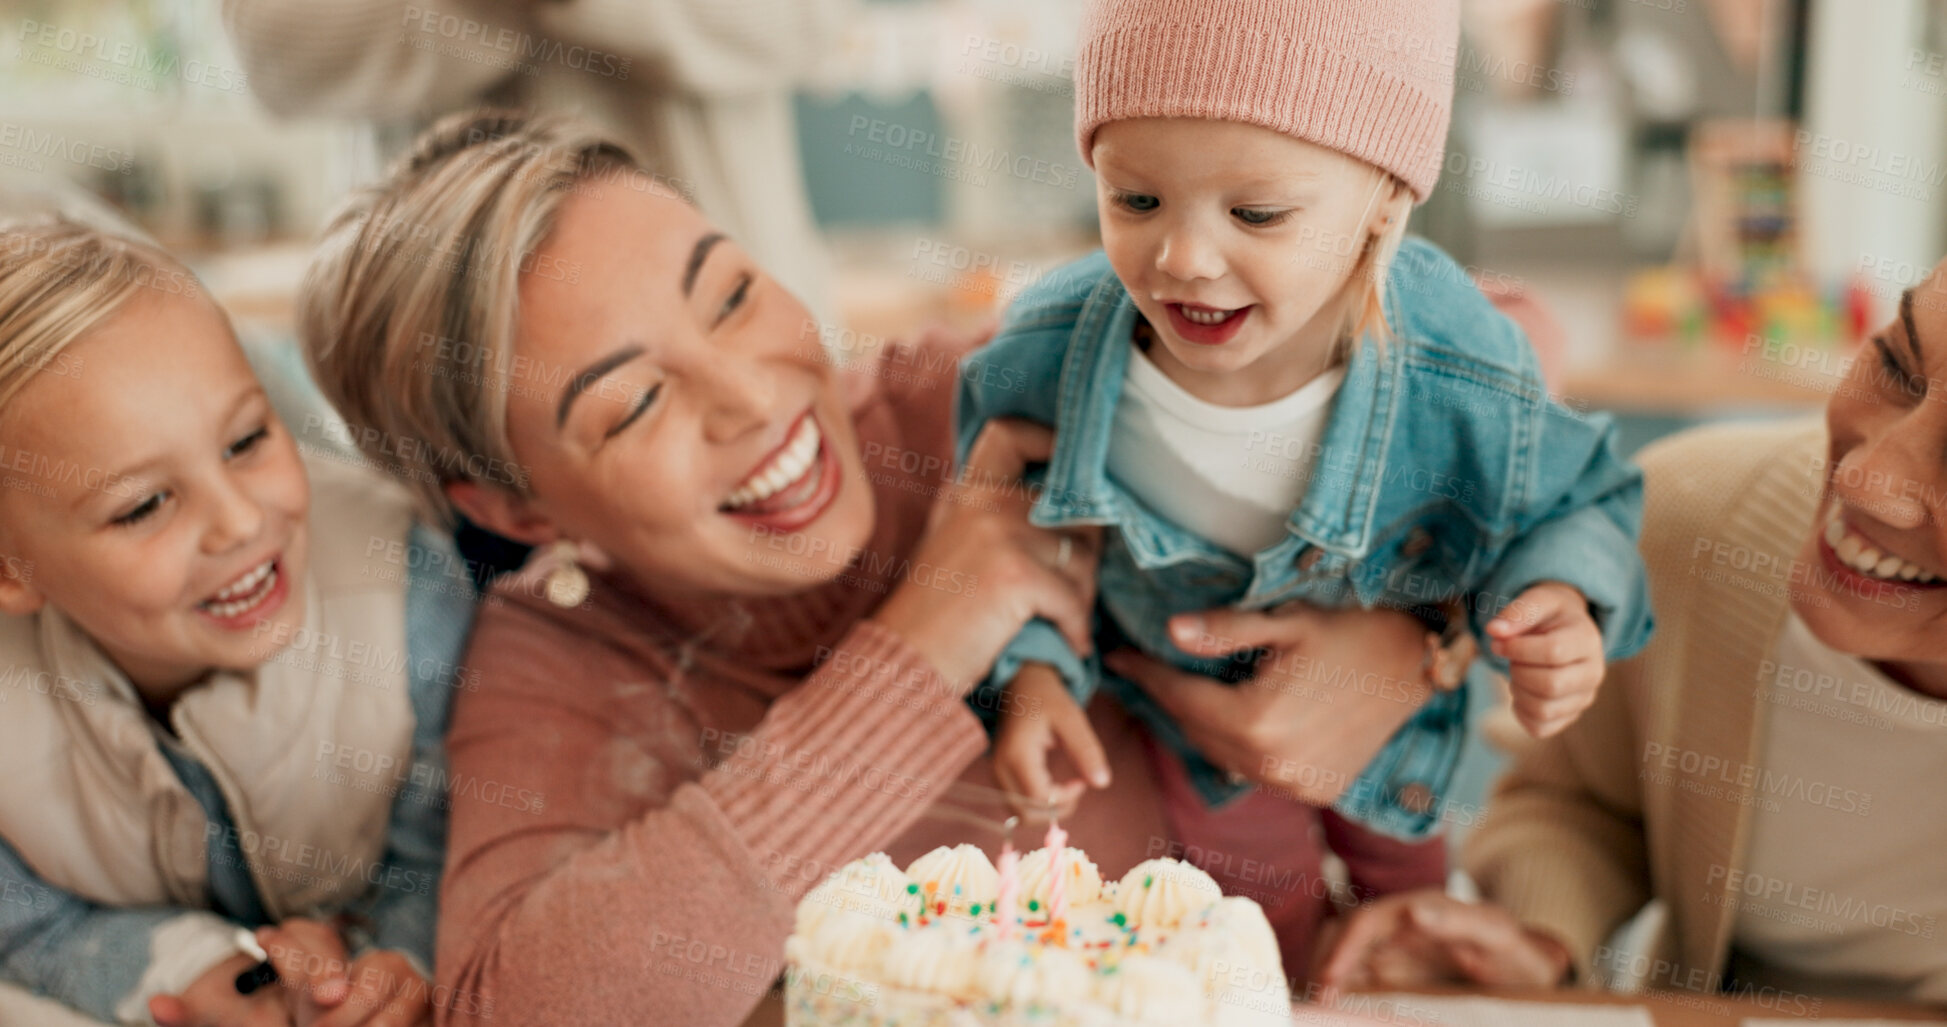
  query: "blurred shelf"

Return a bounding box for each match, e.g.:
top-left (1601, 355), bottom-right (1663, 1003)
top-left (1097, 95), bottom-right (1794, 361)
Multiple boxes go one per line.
top-left (1559, 341), bottom-right (1843, 415)
top-left (187, 240), bottom-right (311, 338)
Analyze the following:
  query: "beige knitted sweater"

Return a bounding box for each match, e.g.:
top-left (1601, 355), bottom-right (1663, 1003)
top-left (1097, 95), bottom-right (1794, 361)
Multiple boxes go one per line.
top-left (1466, 417), bottom-right (1834, 988)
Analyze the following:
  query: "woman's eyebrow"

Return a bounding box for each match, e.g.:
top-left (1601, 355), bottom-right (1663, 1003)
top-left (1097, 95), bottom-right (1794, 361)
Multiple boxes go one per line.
top-left (683, 232), bottom-right (725, 298)
top-left (1900, 287), bottom-right (1925, 364)
top-left (557, 345), bottom-right (645, 429)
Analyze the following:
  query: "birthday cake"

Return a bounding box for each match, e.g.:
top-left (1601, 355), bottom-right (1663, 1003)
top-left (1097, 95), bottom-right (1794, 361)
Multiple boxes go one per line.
top-left (782, 839), bottom-right (1292, 1026)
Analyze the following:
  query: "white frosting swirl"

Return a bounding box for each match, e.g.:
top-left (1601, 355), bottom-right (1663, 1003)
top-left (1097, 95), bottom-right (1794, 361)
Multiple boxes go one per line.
top-left (880, 922), bottom-right (981, 1000)
top-left (1113, 858), bottom-right (1223, 930)
top-left (802, 910), bottom-right (896, 975)
top-left (796, 852), bottom-right (914, 937)
top-left (975, 939), bottom-right (1094, 1007)
top-left (1013, 846), bottom-right (1104, 910)
top-left (905, 844), bottom-right (1000, 918)
top-left (1163, 896), bottom-right (1283, 981)
top-left (1210, 897), bottom-right (1282, 974)
top-left (1096, 954), bottom-right (1206, 1023)
top-left (1164, 899), bottom-right (1291, 1027)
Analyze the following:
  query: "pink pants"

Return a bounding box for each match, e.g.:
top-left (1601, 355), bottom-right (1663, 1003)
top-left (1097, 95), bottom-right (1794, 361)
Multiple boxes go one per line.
top-left (1144, 734), bottom-right (1448, 981)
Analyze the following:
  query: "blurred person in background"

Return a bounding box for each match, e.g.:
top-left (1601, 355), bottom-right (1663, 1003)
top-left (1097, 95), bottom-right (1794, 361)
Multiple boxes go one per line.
top-left (220, 0), bottom-right (846, 324)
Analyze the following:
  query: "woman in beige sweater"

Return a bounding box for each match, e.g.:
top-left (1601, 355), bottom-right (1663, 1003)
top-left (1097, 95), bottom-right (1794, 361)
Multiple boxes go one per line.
top-left (1318, 266), bottom-right (1947, 1005)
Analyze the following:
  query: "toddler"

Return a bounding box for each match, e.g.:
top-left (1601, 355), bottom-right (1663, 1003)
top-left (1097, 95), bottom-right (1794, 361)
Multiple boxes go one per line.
top-left (957, 0), bottom-right (1653, 973)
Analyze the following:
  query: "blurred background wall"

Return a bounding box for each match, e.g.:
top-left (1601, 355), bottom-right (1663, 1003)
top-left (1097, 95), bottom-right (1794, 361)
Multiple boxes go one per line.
top-left (5, 0), bottom-right (1946, 451)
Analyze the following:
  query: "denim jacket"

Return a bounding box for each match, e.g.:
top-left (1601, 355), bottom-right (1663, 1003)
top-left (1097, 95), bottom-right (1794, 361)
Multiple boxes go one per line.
top-left (955, 241), bottom-right (1653, 838)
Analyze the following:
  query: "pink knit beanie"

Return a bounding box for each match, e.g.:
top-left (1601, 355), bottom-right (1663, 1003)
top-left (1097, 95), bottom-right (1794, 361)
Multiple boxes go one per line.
top-left (1075, 0), bottom-right (1460, 202)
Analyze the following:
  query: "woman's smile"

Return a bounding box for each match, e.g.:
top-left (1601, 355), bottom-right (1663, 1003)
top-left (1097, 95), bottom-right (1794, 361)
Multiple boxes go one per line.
top-left (1818, 502), bottom-right (1944, 588)
top-left (718, 410), bottom-right (843, 533)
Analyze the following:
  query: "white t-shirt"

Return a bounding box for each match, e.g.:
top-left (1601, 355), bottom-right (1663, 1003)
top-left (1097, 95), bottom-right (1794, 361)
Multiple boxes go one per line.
top-left (1104, 347), bottom-right (1345, 557)
top-left (1728, 611), bottom-right (1947, 1003)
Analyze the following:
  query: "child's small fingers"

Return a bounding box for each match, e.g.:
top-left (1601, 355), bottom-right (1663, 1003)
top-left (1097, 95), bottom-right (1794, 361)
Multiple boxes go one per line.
top-left (1509, 664), bottom-right (1589, 700)
top-left (1511, 691), bottom-right (1593, 735)
top-left (148, 995), bottom-right (192, 1027)
top-left (1050, 708), bottom-right (1111, 789)
top-left (1487, 586), bottom-right (1575, 637)
top-left (1045, 780), bottom-right (1086, 820)
top-left (1002, 745), bottom-right (1058, 810)
top-left (313, 975), bottom-right (352, 1007)
top-left (310, 986), bottom-right (382, 1027)
top-left (1496, 631), bottom-right (1589, 669)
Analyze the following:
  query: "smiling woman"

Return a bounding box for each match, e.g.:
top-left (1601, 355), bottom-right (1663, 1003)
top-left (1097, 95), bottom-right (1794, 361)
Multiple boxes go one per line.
top-left (1318, 271), bottom-right (1947, 1002)
top-left (294, 110), bottom-right (1176, 1027)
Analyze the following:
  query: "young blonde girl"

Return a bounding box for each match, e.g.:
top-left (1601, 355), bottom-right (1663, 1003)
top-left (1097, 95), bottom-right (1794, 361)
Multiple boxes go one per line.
top-left (959, 0), bottom-right (1654, 973)
top-left (0, 220), bottom-right (473, 1026)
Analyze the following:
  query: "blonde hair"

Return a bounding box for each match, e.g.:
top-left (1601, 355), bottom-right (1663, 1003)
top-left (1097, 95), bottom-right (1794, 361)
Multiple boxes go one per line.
top-left (299, 109), bottom-right (648, 527)
top-left (0, 219), bottom-right (201, 415)
top-left (1333, 172), bottom-right (1413, 362)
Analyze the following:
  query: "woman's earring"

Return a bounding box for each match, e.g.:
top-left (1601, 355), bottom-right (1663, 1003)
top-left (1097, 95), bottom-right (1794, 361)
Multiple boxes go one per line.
top-left (544, 539), bottom-right (590, 608)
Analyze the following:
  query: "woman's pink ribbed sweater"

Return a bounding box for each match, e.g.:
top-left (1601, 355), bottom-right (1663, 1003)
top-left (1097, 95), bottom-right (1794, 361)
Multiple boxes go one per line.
top-left (432, 336), bottom-right (1171, 1026)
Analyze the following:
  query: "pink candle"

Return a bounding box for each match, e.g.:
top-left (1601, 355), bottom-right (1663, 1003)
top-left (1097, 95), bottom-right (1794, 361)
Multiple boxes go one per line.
top-left (1044, 821), bottom-right (1069, 925)
top-left (995, 841), bottom-right (1019, 941)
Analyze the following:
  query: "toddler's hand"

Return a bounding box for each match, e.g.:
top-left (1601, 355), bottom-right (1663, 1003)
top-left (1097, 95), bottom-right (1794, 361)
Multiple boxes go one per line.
top-left (993, 663), bottom-right (1110, 819)
top-left (311, 949), bottom-right (433, 1027)
top-left (1485, 582), bottom-right (1605, 738)
top-left (256, 918), bottom-right (354, 1025)
top-left (150, 951), bottom-right (292, 1027)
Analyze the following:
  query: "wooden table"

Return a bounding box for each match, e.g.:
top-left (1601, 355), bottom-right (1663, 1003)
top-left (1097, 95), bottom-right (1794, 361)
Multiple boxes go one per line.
top-left (741, 984), bottom-right (1945, 1025)
top-left (1332, 986), bottom-right (1947, 1026)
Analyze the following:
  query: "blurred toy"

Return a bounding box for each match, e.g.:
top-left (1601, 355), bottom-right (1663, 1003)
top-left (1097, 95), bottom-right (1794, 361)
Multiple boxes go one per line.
top-left (1622, 118), bottom-right (1865, 353)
